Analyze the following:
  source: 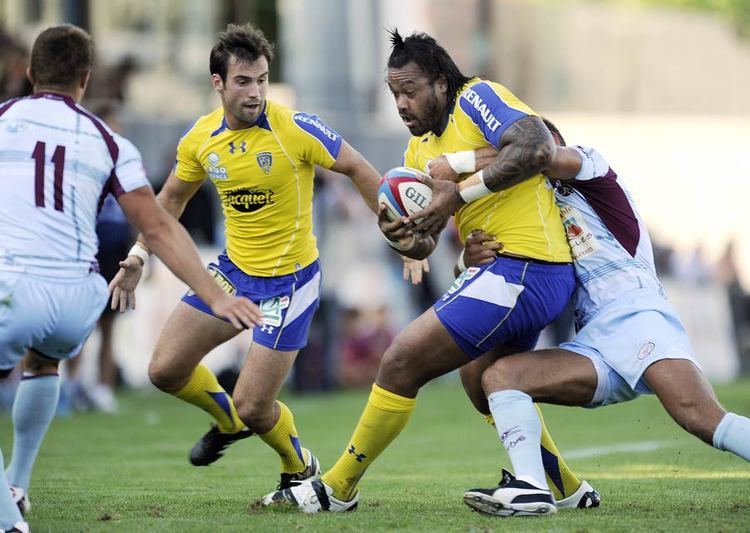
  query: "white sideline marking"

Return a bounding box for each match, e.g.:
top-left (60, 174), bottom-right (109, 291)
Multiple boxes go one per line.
top-left (563, 440), bottom-right (676, 459)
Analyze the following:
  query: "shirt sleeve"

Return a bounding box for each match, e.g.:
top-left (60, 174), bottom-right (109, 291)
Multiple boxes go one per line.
top-left (174, 125), bottom-right (207, 182)
top-left (290, 112), bottom-right (343, 168)
top-left (112, 134), bottom-right (150, 194)
top-left (457, 81), bottom-right (535, 149)
top-left (572, 146), bottom-right (612, 182)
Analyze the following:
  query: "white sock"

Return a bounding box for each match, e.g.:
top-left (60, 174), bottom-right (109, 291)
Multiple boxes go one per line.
top-left (487, 390), bottom-right (549, 489)
top-left (713, 412), bottom-right (750, 461)
top-left (6, 374), bottom-right (60, 490)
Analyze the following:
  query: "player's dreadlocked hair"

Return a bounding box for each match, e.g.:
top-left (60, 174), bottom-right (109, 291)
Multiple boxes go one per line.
top-left (542, 118), bottom-right (567, 147)
top-left (210, 23), bottom-right (274, 82)
top-left (387, 28), bottom-right (471, 99)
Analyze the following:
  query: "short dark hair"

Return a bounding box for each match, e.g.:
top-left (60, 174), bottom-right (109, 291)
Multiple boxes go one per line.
top-left (542, 118), bottom-right (566, 147)
top-left (210, 23), bottom-right (274, 82)
top-left (387, 28), bottom-right (471, 100)
top-left (30, 24), bottom-right (93, 89)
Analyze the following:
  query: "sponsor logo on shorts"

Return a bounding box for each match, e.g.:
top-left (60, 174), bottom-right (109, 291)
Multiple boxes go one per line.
top-left (441, 267), bottom-right (480, 301)
top-left (185, 265), bottom-right (236, 297)
top-left (259, 296), bottom-right (290, 327)
top-left (224, 187), bottom-right (275, 212)
top-left (637, 341), bottom-right (656, 360)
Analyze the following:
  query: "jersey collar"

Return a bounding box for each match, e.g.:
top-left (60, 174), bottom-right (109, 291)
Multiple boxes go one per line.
top-left (213, 102), bottom-right (271, 137)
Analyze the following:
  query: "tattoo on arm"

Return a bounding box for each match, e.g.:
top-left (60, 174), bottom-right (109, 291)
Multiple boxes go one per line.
top-left (481, 116), bottom-right (555, 192)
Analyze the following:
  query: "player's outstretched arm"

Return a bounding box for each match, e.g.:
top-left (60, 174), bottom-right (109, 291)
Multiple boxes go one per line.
top-left (117, 186), bottom-right (264, 329)
top-left (329, 141), bottom-right (381, 214)
top-left (109, 169), bottom-right (205, 310)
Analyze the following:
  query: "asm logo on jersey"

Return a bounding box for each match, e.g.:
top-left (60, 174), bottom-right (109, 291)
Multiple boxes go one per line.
top-left (224, 187), bottom-right (274, 212)
top-left (256, 151), bottom-right (272, 174)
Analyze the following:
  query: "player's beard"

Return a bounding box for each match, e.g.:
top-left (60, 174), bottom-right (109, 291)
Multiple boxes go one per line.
top-left (408, 90), bottom-right (443, 136)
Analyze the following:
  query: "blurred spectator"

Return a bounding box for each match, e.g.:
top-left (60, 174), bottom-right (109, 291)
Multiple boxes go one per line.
top-left (716, 240), bottom-right (750, 374)
top-left (86, 55), bottom-right (138, 103)
top-left (64, 102), bottom-right (133, 413)
top-left (672, 244), bottom-right (714, 285)
top-left (652, 239), bottom-right (676, 278)
top-left (0, 40), bottom-right (33, 100)
top-left (338, 307), bottom-right (396, 389)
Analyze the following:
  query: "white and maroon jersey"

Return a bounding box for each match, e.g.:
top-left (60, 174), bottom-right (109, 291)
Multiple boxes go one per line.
top-left (553, 146), bottom-right (664, 329)
top-left (0, 92), bottom-right (149, 273)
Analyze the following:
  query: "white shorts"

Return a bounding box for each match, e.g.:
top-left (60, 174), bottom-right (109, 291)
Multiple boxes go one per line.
top-left (560, 288), bottom-right (701, 407)
top-left (0, 268), bottom-right (108, 369)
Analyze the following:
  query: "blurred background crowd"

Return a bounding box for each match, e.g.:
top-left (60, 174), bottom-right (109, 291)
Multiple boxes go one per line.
top-left (1, 0), bottom-right (748, 414)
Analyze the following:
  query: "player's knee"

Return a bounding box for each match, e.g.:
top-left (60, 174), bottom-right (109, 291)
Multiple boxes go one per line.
top-left (23, 351), bottom-right (59, 374)
top-left (148, 358), bottom-right (182, 392)
top-left (234, 395), bottom-right (274, 433)
top-left (376, 341), bottom-right (425, 395)
top-left (481, 358), bottom-right (522, 395)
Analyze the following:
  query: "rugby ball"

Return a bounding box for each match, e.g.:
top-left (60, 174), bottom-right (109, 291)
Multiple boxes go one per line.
top-left (378, 167), bottom-right (433, 221)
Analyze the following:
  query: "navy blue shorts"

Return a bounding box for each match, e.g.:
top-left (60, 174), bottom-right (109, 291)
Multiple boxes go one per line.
top-left (434, 256), bottom-right (574, 359)
top-left (182, 253), bottom-right (321, 352)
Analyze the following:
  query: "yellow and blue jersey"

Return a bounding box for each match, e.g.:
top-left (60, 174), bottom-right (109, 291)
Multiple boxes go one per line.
top-left (404, 78), bottom-right (571, 263)
top-left (175, 100), bottom-right (342, 276)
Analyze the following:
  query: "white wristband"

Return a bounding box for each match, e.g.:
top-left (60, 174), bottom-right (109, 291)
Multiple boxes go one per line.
top-left (445, 151), bottom-right (476, 174)
top-left (458, 170), bottom-right (493, 203)
top-left (456, 249), bottom-right (467, 273)
top-left (127, 242), bottom-right (150, 266)
top-left (383, 233), bottom-right (417, 252)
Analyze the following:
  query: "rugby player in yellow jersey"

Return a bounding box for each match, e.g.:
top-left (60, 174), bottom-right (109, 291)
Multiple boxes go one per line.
top-left (263, 30), bottom-right (598, 512)
top-left (109, 23), bottom-right (391, 490)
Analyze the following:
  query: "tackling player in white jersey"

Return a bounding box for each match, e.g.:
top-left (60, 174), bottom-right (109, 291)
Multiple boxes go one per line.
top-left (0, 24), bottom-right (262, 532)
top-left (439, 120), bottom-right (750, 517)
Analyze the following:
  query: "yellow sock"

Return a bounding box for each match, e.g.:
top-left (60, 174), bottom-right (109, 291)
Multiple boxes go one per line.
top-left (322, 384), bottom-right (416, 501)
top-left (259, 401), bottom-right (306, 474)
top-left (485, 406), bottom-right (583, 499)
top-left (535, 404), bottom-right (582, 500)
top-left (174, 363), bottom-right (243, 433)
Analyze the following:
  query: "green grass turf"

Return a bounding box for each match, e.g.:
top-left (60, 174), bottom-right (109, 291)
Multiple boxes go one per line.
top-left (1, 378), bottom-right (749, 532)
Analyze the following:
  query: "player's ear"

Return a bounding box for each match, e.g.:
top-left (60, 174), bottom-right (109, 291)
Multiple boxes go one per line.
top-left (211, 73), bottom-right (224, 93)
top-left (26, 66), bottom-right (35, 86)
top-left (80, 69), bottom-right (91, 91)
top-left (436, 75), bottom-right (448, 96)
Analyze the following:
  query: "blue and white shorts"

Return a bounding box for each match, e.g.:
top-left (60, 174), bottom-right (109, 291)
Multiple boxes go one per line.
top-left (182, 253), bottom-right (321, 352)
top-left (0, 267), bottom-right (108, 369)
top-left (434, 256), bottom-right (575, 359)
top-left (561, 288), bottom-right (701, 407)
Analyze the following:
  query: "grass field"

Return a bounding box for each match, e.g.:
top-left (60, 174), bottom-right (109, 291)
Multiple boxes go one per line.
top-left (1, 378), bottom-right (749, 532)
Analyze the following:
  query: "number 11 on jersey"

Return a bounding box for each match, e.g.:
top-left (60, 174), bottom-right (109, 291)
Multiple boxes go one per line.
top-left (31, 140), bottom-right (66, 212)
